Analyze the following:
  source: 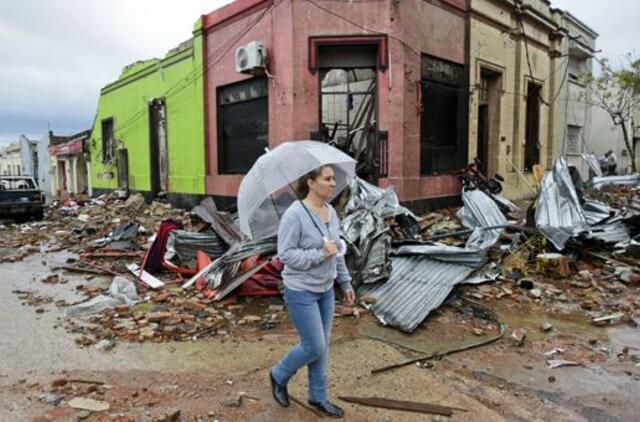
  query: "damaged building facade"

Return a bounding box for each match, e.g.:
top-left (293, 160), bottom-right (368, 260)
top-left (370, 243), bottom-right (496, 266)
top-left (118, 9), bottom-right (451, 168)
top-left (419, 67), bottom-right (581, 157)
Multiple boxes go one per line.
top-left (48, 130), bottom-right (92, 199)
top-left (87, 0), bottom-right (597, 209)
top-left (468, 0), bottom-right (597, 199)
top-left (89, 21), bottom-right (206, 208)
top-left (201, 0), bottom-right (470, 210)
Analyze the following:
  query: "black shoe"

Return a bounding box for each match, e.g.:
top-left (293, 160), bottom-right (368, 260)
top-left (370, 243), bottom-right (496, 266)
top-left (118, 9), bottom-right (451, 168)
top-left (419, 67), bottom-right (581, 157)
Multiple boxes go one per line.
top-left (269, 370), bottom-right (290, 407)
top-left (308, 400), bottom-right (344, 418)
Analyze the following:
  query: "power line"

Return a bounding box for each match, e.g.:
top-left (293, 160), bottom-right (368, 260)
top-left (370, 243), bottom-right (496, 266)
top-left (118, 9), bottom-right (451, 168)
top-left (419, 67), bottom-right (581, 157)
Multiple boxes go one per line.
top-left (302, 0), bottom-right (434, 58)
top-left (93, 0), bottom-right (283, 146)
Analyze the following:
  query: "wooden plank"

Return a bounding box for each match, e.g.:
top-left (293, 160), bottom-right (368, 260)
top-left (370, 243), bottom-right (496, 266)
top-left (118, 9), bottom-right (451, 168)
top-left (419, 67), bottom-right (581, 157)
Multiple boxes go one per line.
top-left (339, 396), bottom-right (467, 416)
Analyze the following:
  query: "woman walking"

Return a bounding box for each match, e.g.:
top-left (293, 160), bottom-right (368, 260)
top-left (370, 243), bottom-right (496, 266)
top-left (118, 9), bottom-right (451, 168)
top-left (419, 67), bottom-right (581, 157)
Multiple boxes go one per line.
top-left (269, 164), bottom-right (355, 418)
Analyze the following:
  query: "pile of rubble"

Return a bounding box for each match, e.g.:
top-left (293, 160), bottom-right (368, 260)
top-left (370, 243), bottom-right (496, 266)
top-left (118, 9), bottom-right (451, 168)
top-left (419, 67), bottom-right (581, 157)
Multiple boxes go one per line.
top-left (65, 290), bottom-right (284, 347)
top-left (0, 192), bottom-right (191, 263)
top-left (6, 156), bottom-right (640, 347)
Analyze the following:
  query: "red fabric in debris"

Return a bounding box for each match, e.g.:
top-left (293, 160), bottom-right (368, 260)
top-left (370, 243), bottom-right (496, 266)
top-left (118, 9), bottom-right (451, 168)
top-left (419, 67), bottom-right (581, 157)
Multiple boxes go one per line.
top-left (144, 219), bottom-right (183, 273)
top-left (195, 250), bottom-right (217, 300)
top-left (234, 258), bottom-right (283, 297)
top-left (163, 260), bottom-right (197, 276)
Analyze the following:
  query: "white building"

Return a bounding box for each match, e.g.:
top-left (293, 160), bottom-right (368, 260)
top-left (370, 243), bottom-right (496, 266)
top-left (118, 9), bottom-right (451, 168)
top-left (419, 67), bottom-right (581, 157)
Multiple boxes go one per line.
top-left (552, 11), bottom-right (598, 178)
top-left (0, 135), bottom-right (38, 177)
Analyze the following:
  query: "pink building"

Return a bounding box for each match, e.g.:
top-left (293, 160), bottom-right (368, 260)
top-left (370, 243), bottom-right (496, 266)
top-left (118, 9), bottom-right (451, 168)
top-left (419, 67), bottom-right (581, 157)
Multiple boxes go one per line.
top-left (202, 0), bottom-right (469, 210)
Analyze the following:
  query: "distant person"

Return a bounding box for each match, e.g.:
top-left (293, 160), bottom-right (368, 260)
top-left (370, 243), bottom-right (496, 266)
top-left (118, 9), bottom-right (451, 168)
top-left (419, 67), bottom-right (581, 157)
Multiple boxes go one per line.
top-left (599, 150), bottom-right (617, 175)
top-left (606, 150), bottom-right (617, 175)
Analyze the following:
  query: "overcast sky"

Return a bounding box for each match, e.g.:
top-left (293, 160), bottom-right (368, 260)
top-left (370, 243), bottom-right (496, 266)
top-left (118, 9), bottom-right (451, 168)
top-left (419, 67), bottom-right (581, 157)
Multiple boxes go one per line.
top-left (0, 0), bottom-right (637, 146)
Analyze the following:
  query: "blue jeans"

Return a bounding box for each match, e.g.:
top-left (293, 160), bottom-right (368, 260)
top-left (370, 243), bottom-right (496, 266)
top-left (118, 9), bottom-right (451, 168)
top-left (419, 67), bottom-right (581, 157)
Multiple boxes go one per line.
top-left (272, 286), bottom-right (335, 403)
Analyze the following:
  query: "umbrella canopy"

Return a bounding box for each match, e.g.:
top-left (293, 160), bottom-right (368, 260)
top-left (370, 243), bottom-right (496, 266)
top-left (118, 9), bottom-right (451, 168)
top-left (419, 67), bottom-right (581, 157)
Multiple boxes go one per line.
top-left (238, 140), bottom-right (356, 240)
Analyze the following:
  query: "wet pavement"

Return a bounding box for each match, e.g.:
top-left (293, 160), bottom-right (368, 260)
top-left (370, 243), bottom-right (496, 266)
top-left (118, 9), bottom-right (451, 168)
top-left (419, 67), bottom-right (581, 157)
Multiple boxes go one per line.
top-left (1, 251), bottom-right (639, 421)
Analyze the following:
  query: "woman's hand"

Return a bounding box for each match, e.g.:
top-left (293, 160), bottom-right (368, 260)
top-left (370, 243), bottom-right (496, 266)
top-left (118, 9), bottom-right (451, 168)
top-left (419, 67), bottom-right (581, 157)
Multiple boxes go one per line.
top-left (323, 240), bottom-right (338, 258)
top-left (342, 288), bottom-right (356, 306)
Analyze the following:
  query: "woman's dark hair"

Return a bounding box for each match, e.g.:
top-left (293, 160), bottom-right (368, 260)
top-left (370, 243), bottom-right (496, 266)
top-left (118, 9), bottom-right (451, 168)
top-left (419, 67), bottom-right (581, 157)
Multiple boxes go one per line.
top-left (295, 165), bottom-right (333, 198)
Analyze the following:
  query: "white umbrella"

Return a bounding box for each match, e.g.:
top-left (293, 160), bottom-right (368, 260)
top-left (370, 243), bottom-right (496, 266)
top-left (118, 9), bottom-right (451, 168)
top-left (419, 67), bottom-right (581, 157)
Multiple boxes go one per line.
top-left (238, 140), bottom-right (356, 240)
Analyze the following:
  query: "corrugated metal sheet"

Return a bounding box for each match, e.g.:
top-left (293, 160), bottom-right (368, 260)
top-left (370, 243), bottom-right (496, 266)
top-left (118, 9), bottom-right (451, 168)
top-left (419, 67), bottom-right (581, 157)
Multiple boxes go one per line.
top-left (583, 221), bottom-right (631, 245)
top-left (358, 256), bottom-right (475, 333)
top-left (583, 200), bottom-right (612, 226)
top-left (581, 153), bottom-right (603, 178)
top-left (457, 189), bottom-right (507, 250)
top-left (592, 174), bottom-right (640, 189)
top-left (169, 229), bottom-right (228, 261)
top-left (392, 244), bottom-right (487, 267)
top-left (192, 197), bottom-right (244, 246)
top-left (535, 158), bottom-right (588, 250)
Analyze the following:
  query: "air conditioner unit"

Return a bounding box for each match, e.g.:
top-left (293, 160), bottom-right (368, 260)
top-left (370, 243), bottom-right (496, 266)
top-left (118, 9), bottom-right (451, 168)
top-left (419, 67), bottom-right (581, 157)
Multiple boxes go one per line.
top-left (235, 41), bottom-right (266, 75)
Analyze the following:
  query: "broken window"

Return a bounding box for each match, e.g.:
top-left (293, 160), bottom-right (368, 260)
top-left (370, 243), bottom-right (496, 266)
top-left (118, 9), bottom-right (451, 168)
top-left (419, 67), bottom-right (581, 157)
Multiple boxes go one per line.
top-left (101, 118), bottom-right (115, 164)
top-left (320, 68), bottom-right (376, 153)
top-left (420, 55), bottom-right (465, 175)
top-left (217, 77), bottom-right (268, 175)
top-left (524, 82), bottom-right (541, 171)
top-left (313, 41), bottom-right (381, 183)
top-left (566, 125), bottom-right (581, 155)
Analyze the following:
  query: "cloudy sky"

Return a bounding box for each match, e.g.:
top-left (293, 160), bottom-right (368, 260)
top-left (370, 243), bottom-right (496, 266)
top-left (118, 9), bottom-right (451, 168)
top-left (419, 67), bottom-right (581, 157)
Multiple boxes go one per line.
top-left (0, 0), bottom-right (637, 146)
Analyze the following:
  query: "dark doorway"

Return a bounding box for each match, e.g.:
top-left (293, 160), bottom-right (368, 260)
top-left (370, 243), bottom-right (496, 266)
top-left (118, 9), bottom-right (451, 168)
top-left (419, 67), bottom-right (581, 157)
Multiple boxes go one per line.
top-left (524, 82), bottom-right (541, 171)
top-left (149, 99), bottom-right (168, 196)
top-left (477, 104), bottom-right (489, 173)
top-left (118, 148), bottom-right (129, 193)
top-left (476, 70), bottom-right (501, 176)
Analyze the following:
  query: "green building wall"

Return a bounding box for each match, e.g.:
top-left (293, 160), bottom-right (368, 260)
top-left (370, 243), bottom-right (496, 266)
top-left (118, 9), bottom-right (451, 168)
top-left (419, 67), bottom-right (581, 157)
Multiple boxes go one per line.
top-left (89, 21), bottom-right (205, 205)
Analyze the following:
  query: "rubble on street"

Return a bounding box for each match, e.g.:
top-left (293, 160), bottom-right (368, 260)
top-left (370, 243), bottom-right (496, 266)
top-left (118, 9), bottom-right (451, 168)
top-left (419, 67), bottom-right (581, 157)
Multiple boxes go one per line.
top-left (2, 161), bottom-right (639, 344)
top-left (2, 160), bottom-right (640, 420)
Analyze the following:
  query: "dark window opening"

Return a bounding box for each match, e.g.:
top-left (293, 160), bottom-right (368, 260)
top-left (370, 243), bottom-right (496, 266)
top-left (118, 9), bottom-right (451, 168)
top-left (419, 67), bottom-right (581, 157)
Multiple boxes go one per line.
top-left (420, 55), bottom-right (465, 175)
top-left (524, 82), bottom-right (541, 171)
top-left (217, 78), bottom-right (268, 175)
top-left (101, 118), bottom-right (115, 164)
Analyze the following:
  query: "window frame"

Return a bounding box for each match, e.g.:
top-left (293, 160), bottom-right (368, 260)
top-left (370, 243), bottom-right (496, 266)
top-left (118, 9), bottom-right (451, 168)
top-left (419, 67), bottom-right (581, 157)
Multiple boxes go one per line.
top-left (216, 77), bottom-right (269, 175)
top-left (101, 117), bottom-right (115, 164)
top-left (419, 54), bottom-right (466, 175)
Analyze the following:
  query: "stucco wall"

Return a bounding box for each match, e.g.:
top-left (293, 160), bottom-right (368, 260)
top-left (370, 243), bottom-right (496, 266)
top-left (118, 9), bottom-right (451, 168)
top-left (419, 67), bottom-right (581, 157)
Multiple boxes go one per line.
top-left (90, 26), bottom-right (205, 196)
top-left (203, 0), bottom-right (468, 203)
top-left (469, 0), bottom-right (557, 200)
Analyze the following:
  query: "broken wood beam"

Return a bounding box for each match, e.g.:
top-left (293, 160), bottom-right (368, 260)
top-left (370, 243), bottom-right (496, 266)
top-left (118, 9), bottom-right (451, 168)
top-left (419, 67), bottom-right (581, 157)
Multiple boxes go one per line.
top-left (52, 265), bottom-right (111, 276)
top-left (82, 251), bottom-right (144, 258)
top-left (338, 396), bottom-right (467, 416)
top-left (586, 251), bottom-right (638, 270)
top-left (371, 304), bottom-right (506, 374)
top-left (77, 259), bottom-right (121, 276)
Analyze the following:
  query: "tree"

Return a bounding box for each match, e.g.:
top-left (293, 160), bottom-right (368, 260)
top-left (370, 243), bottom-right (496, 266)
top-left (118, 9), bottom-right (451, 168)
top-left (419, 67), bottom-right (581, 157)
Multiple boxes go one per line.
top-left (588, 55), bottom-right (640, 172)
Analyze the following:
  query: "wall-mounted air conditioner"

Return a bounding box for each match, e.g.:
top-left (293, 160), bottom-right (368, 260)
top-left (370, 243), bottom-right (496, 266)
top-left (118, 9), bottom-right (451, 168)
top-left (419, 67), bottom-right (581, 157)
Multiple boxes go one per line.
top-left (235, 41), bottom-right (267, 75)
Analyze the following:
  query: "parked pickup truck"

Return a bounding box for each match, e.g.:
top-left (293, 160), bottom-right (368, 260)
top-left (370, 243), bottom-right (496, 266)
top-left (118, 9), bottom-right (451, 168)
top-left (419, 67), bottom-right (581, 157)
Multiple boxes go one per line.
top-left (0, 176), bottom-right (45, 219)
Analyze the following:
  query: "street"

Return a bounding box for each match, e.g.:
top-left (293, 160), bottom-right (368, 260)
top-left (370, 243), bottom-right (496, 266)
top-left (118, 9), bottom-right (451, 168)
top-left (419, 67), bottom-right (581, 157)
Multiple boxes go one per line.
top-left (1, 247), bottom-right (638, 421)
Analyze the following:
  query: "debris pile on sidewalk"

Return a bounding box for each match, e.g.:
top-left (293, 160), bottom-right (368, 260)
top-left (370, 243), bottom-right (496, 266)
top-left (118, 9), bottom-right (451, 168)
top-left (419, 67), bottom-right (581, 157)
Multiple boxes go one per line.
top-left (0, 192), bottom-right (191, 263)
top-left (65, 289), bottom-right (285, 346)
top-left (351, 157), bottom-right (640, 332)
top-left (7, 156), bottom-right (640, 344)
